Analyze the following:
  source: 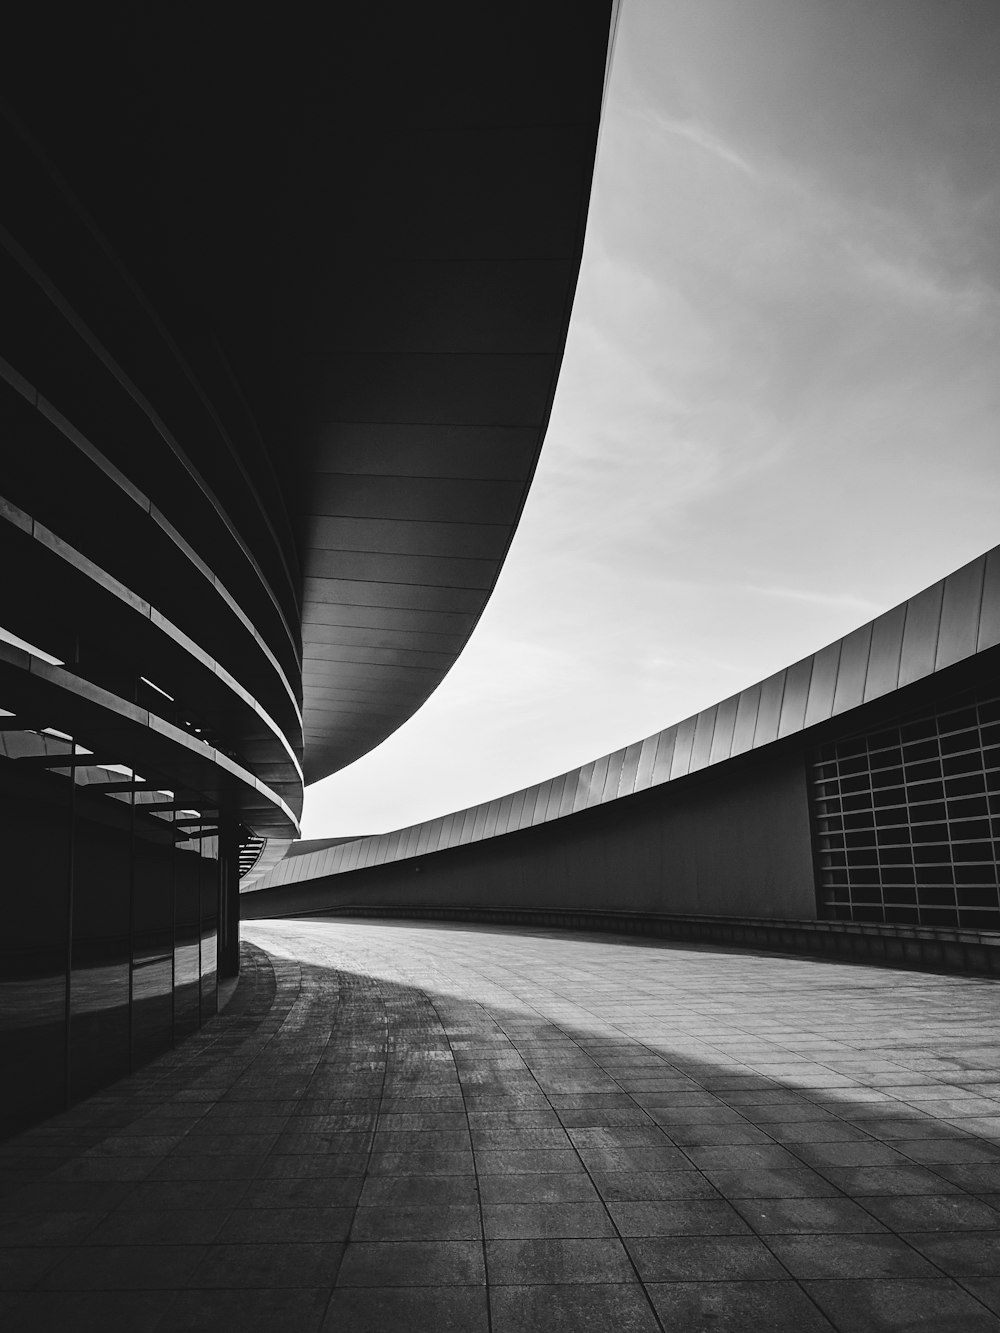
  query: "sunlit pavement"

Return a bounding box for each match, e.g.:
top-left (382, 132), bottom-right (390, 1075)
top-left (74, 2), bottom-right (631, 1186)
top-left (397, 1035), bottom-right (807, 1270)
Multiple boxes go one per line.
top-left (3, 919), bottom-right (1000, 1331)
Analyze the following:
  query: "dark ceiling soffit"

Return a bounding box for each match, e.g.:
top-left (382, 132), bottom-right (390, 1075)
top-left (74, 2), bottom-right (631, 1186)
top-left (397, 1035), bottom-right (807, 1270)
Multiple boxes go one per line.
top-left (0, 642), bottom-right (300, 836)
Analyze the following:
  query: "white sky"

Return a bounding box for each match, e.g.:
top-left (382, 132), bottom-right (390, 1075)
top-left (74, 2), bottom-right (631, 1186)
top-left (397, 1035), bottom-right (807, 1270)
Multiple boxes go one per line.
top-left (302, 0), bottom-right (1000, 839)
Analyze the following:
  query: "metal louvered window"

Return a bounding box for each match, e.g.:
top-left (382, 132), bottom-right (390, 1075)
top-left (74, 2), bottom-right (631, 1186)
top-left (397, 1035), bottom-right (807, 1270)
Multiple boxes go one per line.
top-left (811, 693), bottom-right (1000, 930)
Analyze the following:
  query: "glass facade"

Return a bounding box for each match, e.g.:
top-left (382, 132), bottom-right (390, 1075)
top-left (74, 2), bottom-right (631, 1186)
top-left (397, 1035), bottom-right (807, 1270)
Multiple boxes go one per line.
top-left (0, 736), bottom-right (233, 1138)
top-left (812, 690), bottom-right (1000, 929)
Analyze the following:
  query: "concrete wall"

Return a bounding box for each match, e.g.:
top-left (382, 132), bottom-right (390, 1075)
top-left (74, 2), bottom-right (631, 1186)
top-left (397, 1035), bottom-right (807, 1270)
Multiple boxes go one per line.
top-left (244, 742), bottom-right (816, 922)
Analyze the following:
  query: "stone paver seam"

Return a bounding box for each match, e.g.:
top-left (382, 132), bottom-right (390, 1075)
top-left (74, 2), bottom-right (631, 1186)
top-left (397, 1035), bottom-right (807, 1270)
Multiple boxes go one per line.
top-left (334, 937), bottom-right (674, 1323)
top-left (250, 927), bottom-right (1000, 1322)
top-left (482, 957), bottom-right (856, 1332)
top-left (146, 951), bottom-right (315, 1305)
top-left (552, 951), bottom-right (1000, 1324)
top-left (425, 991), bottom-right (494, 1333)
top-left (128, 950), bottom-right (313, 1303)
top-left (481, 985), bottom-right (679, 1333)
top-left (223, 940), bottom-right (363, 1298)
top-left (492, 955), bottom-right (981, 1154)
top-left (315, 961), bottom-right (390, 1329)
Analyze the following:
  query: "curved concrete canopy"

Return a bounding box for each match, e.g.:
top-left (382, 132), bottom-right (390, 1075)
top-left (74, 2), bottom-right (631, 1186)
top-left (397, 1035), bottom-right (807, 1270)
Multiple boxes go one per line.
top-left (279, 6), bottom-right (614, 782)
top-left (4, 1), bottom-right (614, 809)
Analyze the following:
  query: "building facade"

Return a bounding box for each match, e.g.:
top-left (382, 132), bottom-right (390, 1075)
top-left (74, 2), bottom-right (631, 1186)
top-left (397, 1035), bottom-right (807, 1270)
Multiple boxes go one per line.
top-left (246, 548), bottom-right (1000, 950)
top-left (1, 1), bottom-right (613, 1135)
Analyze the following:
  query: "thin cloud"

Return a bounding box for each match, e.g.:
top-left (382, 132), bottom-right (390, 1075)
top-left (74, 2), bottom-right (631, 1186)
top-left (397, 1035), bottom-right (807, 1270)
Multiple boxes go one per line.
top-left (302, 1), bottom-right (1000, 838)
top-left (744, 585), bottom-right (884, 616)
top-left (650, 112), bottom-right (758, 177)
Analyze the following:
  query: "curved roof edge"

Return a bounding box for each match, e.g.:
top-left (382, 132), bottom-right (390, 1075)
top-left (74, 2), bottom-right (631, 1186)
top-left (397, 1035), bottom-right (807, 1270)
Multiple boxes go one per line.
top-left (245, 544), bottom-right (1000, 892)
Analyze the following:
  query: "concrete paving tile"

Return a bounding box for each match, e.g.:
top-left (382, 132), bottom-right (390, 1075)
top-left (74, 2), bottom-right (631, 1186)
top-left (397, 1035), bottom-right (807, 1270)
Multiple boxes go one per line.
top-left (490, 1283), bottom-right (660, 1332)
top-left (483, 1203), bottom-right (615, 1238)
top-left (466, 1109), bottom-right (561, 1128)
top-left (793, 1142), bottom-right (913, 1168)
top-left (590, 1169), bottom-right (722, 1201)
top-left (321, 1285), bottom-right (489, 1332)
top-left (0, 1212), bottom-right (103, 1245)
top-left (901, 1230), bottom-right (1000, 1276)
top-left (242, 1176), bottom-right (363, 1208)
top-left (162, 1286), bottom-right (330, 1331)
top-left (41, 1243), bottom-right (206, 1289)
top-left (486, 1237), bottom-right (635, 1284)
top-left (147, 1154), bottom-right (270, 1181)
top-left (169, 1133), bottom-right (277, 1156)
top-left (740, 1102), bottom-right (845, 1123)
top-left (661, 1122), bottom-right (776, 1146)
top-left (684, 1143), bottom-right (804, 1170)
top-left (934, 1162), bottom-right (1000, 1191)
top-left (463, 1091), bottom-right (550, 1109)
top-left (961, 1278), bottom-right (1000, 1316)
top-left (81, 1209), bottom-right (230, 1245)
top-left (575, 1145), bottom-right (689, 1172)
top-left (608, 1199), bottom-right (750, 1236)
top-left (475, 1149), bottom-right (584, 1175)
top-left (3, 1290), bottom-right (169, 1333)
top-left (13, 924), bottom-right (1000, 1330)
top-left (272, 1131), bottom-right (373, 1154)
top-left (768, 1121), bottom-right (876, 1144)
top-left (803, 1278), bottom-right (1000, 1332)
top-left (469, 1127), bottom-right (569, 1149)
top-left (479, 1174), bottom-right (600, 1205)
top-left (850, 1117), bottom-right (967, 1141)
top-left (377, 1112), bottom-right (469, 1130)
top-left (555, 1107), bottom-right (653, 1128)
top-left (84, 1133), bottom-right (187, 1156)
top-left (367, 1150), bottom-right (473, 1176)
top-left (192, 1113), bottom-right (288, 1134)
top-left (336, 1240), bottom-right (485, 1286)
top-left (375, 1129), bottom-right (471, 1151)
top-left (187, 1242), bottom-right (342, 1288)
top-left (567, 1126), bottom-right (676, 1149)
top-left (357, 1174), bottom-right (479, 1207)
top-left (44, 1156), bottom-right (159, 1183)
top-left (625, 1234), bottom-right (787, 1281)
top-left (814, 1165), bottom-right (963, 1195)
top-left (253, 1152), bottom-right (369, 1178)
top-left (546, 1093), bottom-right (636, 1110)
top-left (216, 1207), bottom-right (355, 1243)
top-left (900, 1138), bottom-right (1000, 1165)
top-left (861, 1194), bottom-right (1000, 1231)
top-left (647, 1279), bottom-right (837, 1331)
top-left (0, 1247), bottom-right (72, 1289)
top-left (644, 1105), bottom-right (751, 1125)
top-left (351, 1204), bottom-right (481, 1241)
top-left (766, 1233), bottom-right (939, 1278)
top-left (0, 1182), bottom-right (133, 1217)
top-left (733, 1196), bottom-right (888, 1234)
top-left (116, 1179), bottom-right (252, 1213)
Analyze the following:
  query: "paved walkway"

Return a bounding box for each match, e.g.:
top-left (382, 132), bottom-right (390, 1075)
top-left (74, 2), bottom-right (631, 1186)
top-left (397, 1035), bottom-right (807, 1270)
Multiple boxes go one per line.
top-left (3, 920), bottom-right (1000, 1331)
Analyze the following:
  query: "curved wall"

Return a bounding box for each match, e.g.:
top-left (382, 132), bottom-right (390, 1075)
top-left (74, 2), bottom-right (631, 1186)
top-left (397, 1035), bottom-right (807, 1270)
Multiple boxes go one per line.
top-left (0, 1), bottom-right (613, 1133)
top-left (249, 545), bottom-right (1000, 899)
top-left (0, 118), bottom-right (304, 1137)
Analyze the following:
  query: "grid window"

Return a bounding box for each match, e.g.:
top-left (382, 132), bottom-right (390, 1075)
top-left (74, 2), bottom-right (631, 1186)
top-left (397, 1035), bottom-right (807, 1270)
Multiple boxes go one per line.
top-left (811, 690), bottom-right (1000, 930)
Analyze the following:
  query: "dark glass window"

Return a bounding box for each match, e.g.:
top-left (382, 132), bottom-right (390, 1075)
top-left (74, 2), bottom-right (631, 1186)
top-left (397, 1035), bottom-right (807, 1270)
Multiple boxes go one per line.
top-left (903, 740), bottom-right (939, 763)
top-left (811, 688), bottom-right (1000, 930)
